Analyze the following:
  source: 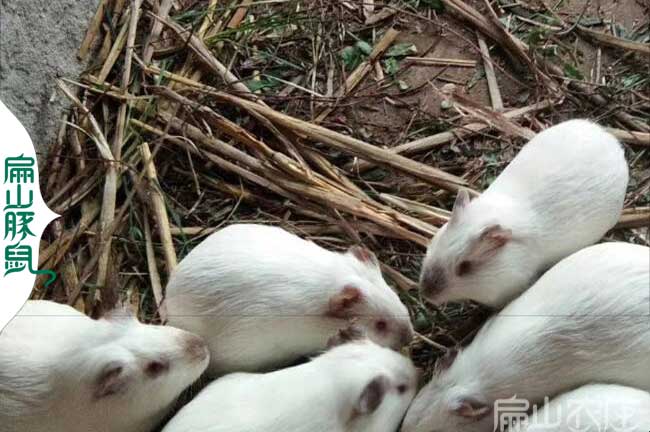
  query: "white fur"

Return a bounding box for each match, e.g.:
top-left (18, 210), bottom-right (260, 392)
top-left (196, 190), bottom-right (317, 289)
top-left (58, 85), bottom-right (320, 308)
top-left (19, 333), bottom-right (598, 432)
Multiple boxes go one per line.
top-left (403, 242), bottom-right (650, 432)
top-left (164, 224), bottom-right (413, 376)
top-left (513, 384), bottom-right (650, 432)
top-left (161, 340), bottom-right (417, 432)
top-left (421, 120), bottom-right (629, 306)
top-left (0, 300), bottom-right (209, 432)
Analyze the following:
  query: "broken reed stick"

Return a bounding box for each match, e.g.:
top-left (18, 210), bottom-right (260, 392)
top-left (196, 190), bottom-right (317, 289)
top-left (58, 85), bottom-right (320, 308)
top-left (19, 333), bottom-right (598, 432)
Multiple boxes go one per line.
top-left (615, 208), bottom-right (650, 229)
top-left (210, 91), bottom-right (470, 193)
top-left (476, 34), bottom-right (503, 111)
top-left (227, 0), bottom-right (253, 28)
top-left (142, 0), bottom-right (174, 63)
top-left (577, 26), bottom-right (650, 55)
top-left (314, 28), bottom-right (400, 123)
top-left (97, 0), bottom-right (142, 295)
top-left (143, 211), bottom-right (168, 321)
top-left (606, 128), bottom-right (650, 148)
top-left (380, 193), bottom-right (450, 226)
top-left (347, 100), bottom-right (553, 173)
top-left (140, 143), bottom-right (178, 275)
top-left (78, 0), bottom-right (109, 60)
top-left (450, 91), bottom-right (536, 140)
top-left (97, 7), bottom-right (132, 82)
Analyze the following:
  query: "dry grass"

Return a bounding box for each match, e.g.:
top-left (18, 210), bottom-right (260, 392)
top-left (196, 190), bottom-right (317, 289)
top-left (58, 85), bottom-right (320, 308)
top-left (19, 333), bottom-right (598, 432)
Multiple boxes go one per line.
top-left (39, 0), bottom-right (648, 377)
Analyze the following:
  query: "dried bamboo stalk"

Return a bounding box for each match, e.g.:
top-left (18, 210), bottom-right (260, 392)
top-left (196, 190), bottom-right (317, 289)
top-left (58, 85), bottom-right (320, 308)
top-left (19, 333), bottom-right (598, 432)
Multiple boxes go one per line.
top-left (97, 0), bottom-right (142, 293)
top-left (143, 211), bottom-right (168, 321)
top-left (477, 34), bottom-right (503, 111)
top-left (606, 128), bottom-right (650, 147)
top-left (140, 143), bottom-right (178, 275)
top-left (97, 8), bottom-right (132, 82)
top-left (578, 26), bottom-right (650, 55)
top-left (616, 208), bottom-right (650, 229)
top-left (78, 0), bottom-right (109, 60)
top-left (142, 0), bottom-right (173, 64)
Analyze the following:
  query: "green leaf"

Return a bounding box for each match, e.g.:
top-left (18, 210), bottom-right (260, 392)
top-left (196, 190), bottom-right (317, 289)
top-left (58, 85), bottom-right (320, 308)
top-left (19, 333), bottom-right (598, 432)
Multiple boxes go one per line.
top-left (420, 0), bottom-right (444, 11)
top-left (383, 57), bottom-right (400, 76)
top-left (355, 40), bottom-right (373, 56)
top-left (386, 43), bottom-right (418, 57)
top-left (563, 63), bottom-right (584, 80)
top-left (245, 76), bottom-right (281, 92)
top-left (342, 45), bottom-right (364, 70)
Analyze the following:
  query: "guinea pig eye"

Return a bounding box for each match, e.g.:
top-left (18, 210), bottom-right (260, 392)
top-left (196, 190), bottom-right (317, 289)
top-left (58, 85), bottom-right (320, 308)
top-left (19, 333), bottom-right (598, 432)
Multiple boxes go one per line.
top-left (456, 260), bottom-right (472, 277)
top-left (375, 320), bottom-right (388, 332)
top-left (397, 384), bottom-right (408, 394)
top-left (145, 360), bottom-right (169, 378)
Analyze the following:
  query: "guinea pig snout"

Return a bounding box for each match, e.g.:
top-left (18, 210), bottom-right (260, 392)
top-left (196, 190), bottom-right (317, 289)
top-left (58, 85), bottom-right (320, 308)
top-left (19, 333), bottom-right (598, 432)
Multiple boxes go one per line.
top-left (399, 323), bottom-right (415, 348)
top-left (419, 266), bottom-right (447, 300)
top-left (181, 333), bottom-right (209, 363)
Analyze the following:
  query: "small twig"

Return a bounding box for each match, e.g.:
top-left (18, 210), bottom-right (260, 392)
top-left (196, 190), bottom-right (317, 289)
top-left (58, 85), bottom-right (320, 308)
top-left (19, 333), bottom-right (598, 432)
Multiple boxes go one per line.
top-left (143, 210), bottom-right (168, 322)
top-left (406, 57), bottom-right (477, 67)
top-left (477, 34), bottom-right (504, 111)
top-left (415, 331), bottom-right (449, 352)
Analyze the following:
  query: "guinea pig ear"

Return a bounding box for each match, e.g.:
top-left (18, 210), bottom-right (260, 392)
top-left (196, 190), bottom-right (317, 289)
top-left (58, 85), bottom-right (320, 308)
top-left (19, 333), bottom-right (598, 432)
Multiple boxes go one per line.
top-left (451, 395), bottom-right (491, 419)
top-left (327, 323), bottom-right (366, 348)
top-left (434, 348), bottom-right (459, 373)
top-left (348, 245), bottom-right (379, 268)
top-left (466, 224), bottom-right (512, 262)
top-left (328, 285), bottom-right (362, 318)
top-left (94, 361), bottom-right (130, 399)
top-left (355, 375), bottom-right (389, 415)
top-left (449, 189), bottom-right (471, 225)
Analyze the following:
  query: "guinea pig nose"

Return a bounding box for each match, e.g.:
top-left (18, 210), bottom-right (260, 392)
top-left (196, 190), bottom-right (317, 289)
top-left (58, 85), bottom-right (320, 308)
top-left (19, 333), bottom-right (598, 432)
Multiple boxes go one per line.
top-left (419, 267), bottom-right (445, 300)
top-left (400, 324), bottom-right (414, 347)
top-left (182, 333), bottom-right (209, 362)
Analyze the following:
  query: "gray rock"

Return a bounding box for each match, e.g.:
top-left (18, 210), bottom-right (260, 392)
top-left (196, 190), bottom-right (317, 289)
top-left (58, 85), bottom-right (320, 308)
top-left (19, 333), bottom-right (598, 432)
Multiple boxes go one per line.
top-left (0, 0), bottom-right (99, 156)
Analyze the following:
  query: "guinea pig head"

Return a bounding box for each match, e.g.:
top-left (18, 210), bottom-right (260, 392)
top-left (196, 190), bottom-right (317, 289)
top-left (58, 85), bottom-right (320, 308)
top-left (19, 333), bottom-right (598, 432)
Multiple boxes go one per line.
top-left (402, 350), bottom-right (493, 432)
top-left (69, 311), bottom-right (209, 430)
top-left (327, 246), bottom-right (414, 350)
top-left (326, 340), bottom-right (418, 432)
top-left (419, 189), bottom-right (512, 306)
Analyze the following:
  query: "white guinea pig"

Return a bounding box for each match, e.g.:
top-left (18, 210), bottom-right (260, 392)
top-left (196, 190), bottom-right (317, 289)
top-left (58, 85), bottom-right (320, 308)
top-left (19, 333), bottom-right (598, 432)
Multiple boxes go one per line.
top-left (403, 242), bottom-right (650, 432)
top-left (164, 223), bottom-right (414, 376)
top-left (513, 384), bottom-right (650, 432)
top-left (0, 300), bottom-right (209, 432)
top-left (161, 338), bottom-right (418, 432)
top-left (420, 120), bottom-right (629, 307)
